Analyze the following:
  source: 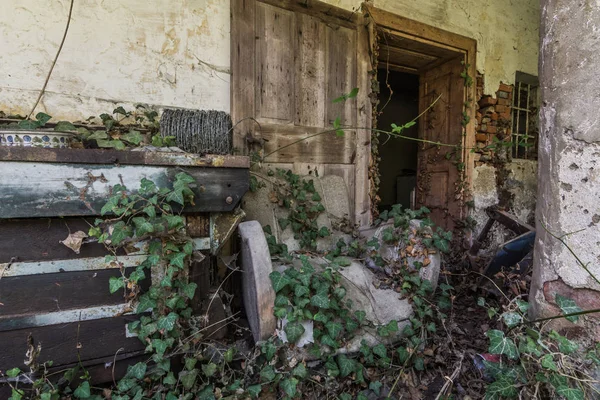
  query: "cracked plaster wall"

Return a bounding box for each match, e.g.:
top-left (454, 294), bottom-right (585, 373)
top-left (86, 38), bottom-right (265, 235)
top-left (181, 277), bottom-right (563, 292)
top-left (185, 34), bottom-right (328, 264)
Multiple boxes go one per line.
top-left (531, 0), bottom-right (600, 320)
top-left (325, 0), bottom-right (540, 94)
top-left (1, 0), bottom-right (538, 121)
top-left (0, 0), bottom-right (230, 120)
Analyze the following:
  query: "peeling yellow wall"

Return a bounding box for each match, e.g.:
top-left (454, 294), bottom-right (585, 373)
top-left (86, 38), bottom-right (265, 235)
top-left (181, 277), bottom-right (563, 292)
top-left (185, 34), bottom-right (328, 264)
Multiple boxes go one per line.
top-left (325, 0), bottom-right (540, 94)
top-left (0, 0), bottom-right (538, 120)
top-left (0, 0), bottom-right (231, 120)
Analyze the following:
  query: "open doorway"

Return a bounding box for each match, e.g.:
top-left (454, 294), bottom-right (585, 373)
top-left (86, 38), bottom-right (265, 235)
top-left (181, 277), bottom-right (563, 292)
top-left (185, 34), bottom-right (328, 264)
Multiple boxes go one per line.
top-left (377, 70), bottom-right (419, 212)
top-left (367, 6), bottom-right (477, 229)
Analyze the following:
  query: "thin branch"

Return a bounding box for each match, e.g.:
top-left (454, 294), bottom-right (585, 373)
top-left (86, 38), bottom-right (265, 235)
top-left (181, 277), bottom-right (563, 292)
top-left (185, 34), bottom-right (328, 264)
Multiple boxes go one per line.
top-left (28, 0), bottom-right (75, 119)
top-left (540, 220), bottom-right (600, 287)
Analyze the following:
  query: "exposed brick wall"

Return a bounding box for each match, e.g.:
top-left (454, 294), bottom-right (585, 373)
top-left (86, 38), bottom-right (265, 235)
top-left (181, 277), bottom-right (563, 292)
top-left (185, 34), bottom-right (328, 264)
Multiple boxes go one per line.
top-left (474, 73), bottom-right (514, 164)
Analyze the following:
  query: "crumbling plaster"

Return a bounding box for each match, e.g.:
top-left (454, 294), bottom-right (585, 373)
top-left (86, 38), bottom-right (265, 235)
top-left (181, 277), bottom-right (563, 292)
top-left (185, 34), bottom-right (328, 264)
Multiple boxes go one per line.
top-left (325, 0), bottom-right (540, 95)
top-left (1, 0), bottom-right (538, 121)
top-left (0, 0), bottom-right (230, 121)
top-left (531, 0), bottom-right (600, 318)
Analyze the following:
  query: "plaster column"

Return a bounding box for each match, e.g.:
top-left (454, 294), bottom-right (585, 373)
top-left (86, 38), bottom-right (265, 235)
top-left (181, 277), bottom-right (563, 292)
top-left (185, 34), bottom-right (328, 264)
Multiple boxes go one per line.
top-left (531, 0), bottom-right (600, 327)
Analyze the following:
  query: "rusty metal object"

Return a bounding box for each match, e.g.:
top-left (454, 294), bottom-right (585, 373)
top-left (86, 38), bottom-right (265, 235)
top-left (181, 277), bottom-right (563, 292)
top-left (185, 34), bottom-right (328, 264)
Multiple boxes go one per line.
top-left (186, 214), bottom-right (211, 237)
top-left (210, 208), bottom-right (246, 255)
top-left (0, 147), bottom-right (249, 168)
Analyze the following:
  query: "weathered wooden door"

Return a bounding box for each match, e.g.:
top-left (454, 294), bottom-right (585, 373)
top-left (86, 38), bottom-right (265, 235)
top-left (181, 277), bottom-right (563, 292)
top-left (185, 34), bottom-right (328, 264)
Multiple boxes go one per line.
top-left (417, 56), bottom-right (465, 230)
top-left (231, 0), bottom-right (371, 227)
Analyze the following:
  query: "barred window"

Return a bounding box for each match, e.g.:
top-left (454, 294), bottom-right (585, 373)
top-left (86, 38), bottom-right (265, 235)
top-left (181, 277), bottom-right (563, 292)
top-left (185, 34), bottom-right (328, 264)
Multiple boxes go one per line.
top-left (511, 72), bottom-right (539, 160)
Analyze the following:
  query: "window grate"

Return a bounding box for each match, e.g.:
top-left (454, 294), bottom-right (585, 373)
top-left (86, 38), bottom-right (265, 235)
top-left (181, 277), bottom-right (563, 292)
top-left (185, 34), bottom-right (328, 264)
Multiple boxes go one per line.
top-left (511, 72), bottom-right (539, 160)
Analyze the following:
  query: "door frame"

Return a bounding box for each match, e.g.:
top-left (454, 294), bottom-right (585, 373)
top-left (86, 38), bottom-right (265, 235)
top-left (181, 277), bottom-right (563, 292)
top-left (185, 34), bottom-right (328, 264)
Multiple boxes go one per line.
top-left (363, 5), bottom-right (477, 223)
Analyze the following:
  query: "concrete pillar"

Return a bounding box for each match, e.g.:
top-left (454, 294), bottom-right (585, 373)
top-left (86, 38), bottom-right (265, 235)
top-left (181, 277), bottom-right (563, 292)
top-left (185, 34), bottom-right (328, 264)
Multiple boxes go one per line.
top-left (531, 0), bottom-right (600, 329)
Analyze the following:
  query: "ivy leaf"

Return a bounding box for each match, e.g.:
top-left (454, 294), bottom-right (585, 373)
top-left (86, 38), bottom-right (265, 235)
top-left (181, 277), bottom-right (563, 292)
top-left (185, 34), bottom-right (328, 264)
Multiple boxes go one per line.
top-left (169, 252), bottom-right (187, 269)
top-left (325, 321), bottom-right (343, 339)
top-left (247, 384), bottom-right (262, 398)
top-left (157, 312), bottom-right (178, 332)
top-left (121, 130), bottom-right (143, 145)
top-left (336, 354), bottom-right (356, 378)
top-left (501, 312), bottom-right (522, 328)
top-left (73, 381), bottom-right (91, 398)
top-left (369, 381), bottom-right (383, 395)
top-left (261, 341), bottom-right (277, 361)
top-left (284, 321), bottom-right (305, 343)
top-left (354, 310), bottom-right (366, 324)
top-left (166, 189), bottom-right (185, 205)
top-left (152, 339), bottom-right (169, 358)
top-left (35, 112), bottom-right (52, 126)
top-left (260, 365), bottom-right (276, 382)
top-left (485, 377), bottom-right (518, 399)
top-left (133, 217), bottom-right (154, 237)
top-left (198, 385), bottom-right (216, 400)
top-left (6, 368), bottom-right (20, 378)
top-left (555, 294), bottom-right (582, 323)
top-left (550, 331), bottom-right (578, 354)
top-left (280, 378), bottom-right (298, 397)
top-left (486, 329), bottom-right (519, 360)
top-left (555, 386), bottom-right (585, 400)
top-left (183, 282), bottom-right (198, 299)
top-left (294, 285), bottom-right (310, 298)
top-left (224, 347), bottom-right (236, 363)
top-left (127, 362), bottom-right (147, 379)
top-left (373, 344), bottom-right (387, 358)
top-left (109, 276), bottom-right (125, 294)
top-left (541, 354), bottom-right (558, 372)
top-left (313, 311), bottom-right (329, 323)
top-left (318, 226), bottom-right (331, 237)
top-left (164, 215), bottom-right (185, 230)
top-left (136, 293), bottom-right (157, 313)
top-left (311, 293), bottom-right (330, 309)
top-left (179, 369), bottom-right (198, 390)
top-left (396, 347), bottom-right (410, 364)
top-left (201, 362), bottom-right (217, 377)
top-left (269, 271), bottom-right (293, 293)
top-left (110, 222), bottom-right (131, 245)
top-left (292, 363), bottom-right (307, 379)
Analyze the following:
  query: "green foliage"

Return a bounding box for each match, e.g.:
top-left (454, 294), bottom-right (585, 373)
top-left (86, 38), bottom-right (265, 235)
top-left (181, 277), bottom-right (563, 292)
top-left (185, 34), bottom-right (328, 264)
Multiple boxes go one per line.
top-left (270, 169), bottom-right (331, 250)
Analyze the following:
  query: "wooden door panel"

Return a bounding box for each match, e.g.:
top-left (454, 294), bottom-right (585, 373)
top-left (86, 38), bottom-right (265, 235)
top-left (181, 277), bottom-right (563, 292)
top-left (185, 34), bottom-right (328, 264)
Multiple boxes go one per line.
top-left (417, 56), bottom-right (464, 230)
top-left (256, 3), bottom-right (296, 123)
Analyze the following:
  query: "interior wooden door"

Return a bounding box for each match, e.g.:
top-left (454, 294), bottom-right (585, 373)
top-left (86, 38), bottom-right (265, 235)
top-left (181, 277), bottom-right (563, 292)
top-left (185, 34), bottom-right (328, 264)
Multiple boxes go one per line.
top-left (417, 56), bottom-right (465, 230)
top-left (231, 0), bottom-right (372, 227)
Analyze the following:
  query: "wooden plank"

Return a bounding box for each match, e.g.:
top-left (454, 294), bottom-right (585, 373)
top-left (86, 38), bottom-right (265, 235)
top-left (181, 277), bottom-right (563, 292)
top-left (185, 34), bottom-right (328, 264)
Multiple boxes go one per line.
top-left (255, 2), bottom-right (296, 123)
top-left (0, 217), bottom-right (210, 264)
top-left (0, 147), bottom-right (249, 168)
top-left (0, 315), bottom-right (145, 370)
top-left (377, 27), bottom-right (461, 60)
top-left (0, 268), bottom-right (148, 321)
top-left (0, 218), bottom-right (116, 263)
top-left (365, 5), bottom-right (476, 52)
top-left (354, 13), bottom-right (372, 227)
top-left (260, 124), bottom-right (355, 164)
top-left (378, 44), bottom-right (439, 70)
top-left (0, 304), bottom-right (132, 332)
top-left (0, 162), bottom-right (249, 218)
top-left (326, 24), bottom-right (357, 128)
top-left (259, 0), bottom-right (357, 29)
top-left (1, 255), bottom-right (145, 277)
top-left (231, 0), bottom-right (257, 155)
top-left (295, 13), bottom-right (327, 127)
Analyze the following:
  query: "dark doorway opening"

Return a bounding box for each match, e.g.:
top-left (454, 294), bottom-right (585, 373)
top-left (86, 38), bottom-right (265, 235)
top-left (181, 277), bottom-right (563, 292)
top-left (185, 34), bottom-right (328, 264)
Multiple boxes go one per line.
top-left (377, 69), bottom-right (420, 212)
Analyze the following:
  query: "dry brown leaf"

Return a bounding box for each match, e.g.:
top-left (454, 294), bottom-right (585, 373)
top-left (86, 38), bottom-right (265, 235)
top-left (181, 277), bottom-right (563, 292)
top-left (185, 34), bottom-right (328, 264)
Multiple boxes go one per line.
top-left (60, 231), bottom-right (88, 254)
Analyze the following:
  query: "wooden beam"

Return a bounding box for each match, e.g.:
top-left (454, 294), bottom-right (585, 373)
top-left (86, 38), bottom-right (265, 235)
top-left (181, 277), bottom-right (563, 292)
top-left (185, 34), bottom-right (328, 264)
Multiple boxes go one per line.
top-left (0, 162), bottom-right (249, 218)
top-left (0, 147), bottom-right (249, 168)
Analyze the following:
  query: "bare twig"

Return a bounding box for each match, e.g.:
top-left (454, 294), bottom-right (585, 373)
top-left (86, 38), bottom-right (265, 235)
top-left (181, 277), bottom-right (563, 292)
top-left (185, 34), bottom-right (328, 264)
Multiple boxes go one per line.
top-left (27, 0), bottom-right (75, 119)
top-left (434, 355), bottom-right (464, 400)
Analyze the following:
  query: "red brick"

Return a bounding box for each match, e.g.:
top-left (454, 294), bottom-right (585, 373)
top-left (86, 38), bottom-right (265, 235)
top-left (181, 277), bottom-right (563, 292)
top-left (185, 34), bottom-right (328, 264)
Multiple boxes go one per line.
top-left (500, 112), bottom-right (511, 121)
top-left (478, 96), bottom-right (497, 108)
top-left (498, 83), bottom-right (513, 93)
top-left (544, 279), bottom-right (600, 315)
top-left (496, 105), bottom-right (507, 113)
top-left (490, 113), bottom-right (499, 121)
top-left (487, 125), bottom-right (497, 134)
top-left (497, 98), bottom-right (511, 106)
top-left (475, 133), bottom-right (488, 142)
